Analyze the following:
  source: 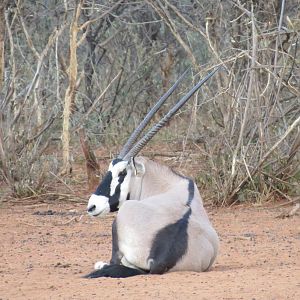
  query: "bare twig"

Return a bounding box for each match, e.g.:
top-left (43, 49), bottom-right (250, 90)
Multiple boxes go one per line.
top-left (73, 70), bottom-right (122, 131)
top-left (227, 5), bottom-right (257, 203)
top-left (276, 203), bottom-right (299, 218)
top-left (11, 25), bottom-right (66, 127)
top-left (228, 114), bottom-right (300, 203)
top-left (148, 1), bottom-right (197, 67)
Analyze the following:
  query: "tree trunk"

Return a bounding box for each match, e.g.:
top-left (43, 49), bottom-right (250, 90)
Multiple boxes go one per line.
top-left (0, 1), bottom-right (7, 89)
top-left (78, 128), bottom-right (100, 192)
top-left (61, 1), bottom-right (81, 175)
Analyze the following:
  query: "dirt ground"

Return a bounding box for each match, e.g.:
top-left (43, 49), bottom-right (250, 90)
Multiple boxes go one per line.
top-left (0, 200), bottom-right (299, 300)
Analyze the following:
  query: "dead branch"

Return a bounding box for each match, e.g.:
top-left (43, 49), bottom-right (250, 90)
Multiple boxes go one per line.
top-left (276, 202), bottom-right (300, 219)
top-left (73, 70), bottom-right (122, 131)
top-left (78, 128), bottom-right (100, 192)
top-left (11, 25), bottom-right (66, 127)
top-left (148, 1), bottom-right (197, 67)
top-left (227, 5), bottom-right (258, 202)
top-left (61, 0), bottom-right (83, 175)
top-left (0, 1), bottom-right (7, 89)
top-left (228, 114), bottom-right (300, 204)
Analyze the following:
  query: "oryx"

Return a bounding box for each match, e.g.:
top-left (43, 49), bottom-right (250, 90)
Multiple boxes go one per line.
top-left (85, 68), bottom-right (220, 278)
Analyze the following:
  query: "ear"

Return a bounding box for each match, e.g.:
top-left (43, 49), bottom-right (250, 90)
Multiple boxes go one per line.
top-left (130, 157), bottom-right (145, 177)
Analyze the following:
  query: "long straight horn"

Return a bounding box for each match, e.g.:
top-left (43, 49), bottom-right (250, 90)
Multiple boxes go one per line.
top-left (117, 69), bottom-right (189, 159)
top-left (124, 67), bottom-right (220, 160)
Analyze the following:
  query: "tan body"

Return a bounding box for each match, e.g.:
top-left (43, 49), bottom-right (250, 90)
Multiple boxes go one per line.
top-left (85, 69), bottom-right (220, 278)
top-left (115, 157), bottom-right (219, 273)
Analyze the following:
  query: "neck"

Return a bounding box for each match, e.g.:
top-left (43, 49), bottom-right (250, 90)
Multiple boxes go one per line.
top-left (131, 157), bottom-right (187, 200)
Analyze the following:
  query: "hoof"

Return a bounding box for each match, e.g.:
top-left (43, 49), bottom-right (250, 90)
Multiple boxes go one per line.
top-left (94, 261), bottom-right (108, 270)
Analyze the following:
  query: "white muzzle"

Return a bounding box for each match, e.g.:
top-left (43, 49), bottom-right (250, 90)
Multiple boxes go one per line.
top-left (87, 194), bottom-right (110, 217)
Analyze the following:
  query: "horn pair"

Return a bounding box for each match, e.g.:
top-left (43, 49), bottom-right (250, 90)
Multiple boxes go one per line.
top-left (118, 67), bottom-right (220, 160)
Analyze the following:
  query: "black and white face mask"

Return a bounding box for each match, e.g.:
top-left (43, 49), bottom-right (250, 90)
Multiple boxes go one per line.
top-left (87, 159), bottom-right (132, 217)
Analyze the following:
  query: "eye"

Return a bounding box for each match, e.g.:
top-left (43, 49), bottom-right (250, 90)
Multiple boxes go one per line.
top-left (118, 170), bottom-right (127, 177)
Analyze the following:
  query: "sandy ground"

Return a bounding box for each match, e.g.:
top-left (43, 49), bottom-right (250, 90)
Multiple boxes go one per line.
top-left (0, 201), bottom-right (299, 300)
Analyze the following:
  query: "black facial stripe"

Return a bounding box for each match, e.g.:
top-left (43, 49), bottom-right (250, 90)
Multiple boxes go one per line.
top-left (94, 171), bottom-right (112, 197)
top-left (118, 170), bottom-right (127, 177)
top-left (118, 171), bottom-right (127, 181)
top-left (109, 184), bottom-right (121, 212)
top-left (109, 170), bottom-right (128, 212)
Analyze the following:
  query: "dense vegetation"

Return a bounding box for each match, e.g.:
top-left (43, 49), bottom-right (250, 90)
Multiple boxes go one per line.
top-left (0, 0), bottom-right (299, 204)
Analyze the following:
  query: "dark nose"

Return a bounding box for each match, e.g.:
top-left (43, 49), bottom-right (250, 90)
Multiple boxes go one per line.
top-left (87, 205), bottom-right (96, 213)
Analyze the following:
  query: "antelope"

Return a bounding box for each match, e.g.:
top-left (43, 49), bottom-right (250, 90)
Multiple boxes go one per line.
top-left (85, 68), bottom-right (220, 278)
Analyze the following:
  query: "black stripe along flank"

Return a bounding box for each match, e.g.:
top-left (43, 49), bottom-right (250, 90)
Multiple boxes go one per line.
top-left (148, 208), bottom-right (192, 274)
top-left (148, 178), bottom-right (194, 273)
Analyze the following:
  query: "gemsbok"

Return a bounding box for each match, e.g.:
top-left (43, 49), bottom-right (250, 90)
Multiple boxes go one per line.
top-left (85, 68), bottom-right (220, 278)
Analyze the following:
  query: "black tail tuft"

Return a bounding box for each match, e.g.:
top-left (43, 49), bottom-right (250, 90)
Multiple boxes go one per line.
top-left (83, 264), bottom-right (146, 278)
